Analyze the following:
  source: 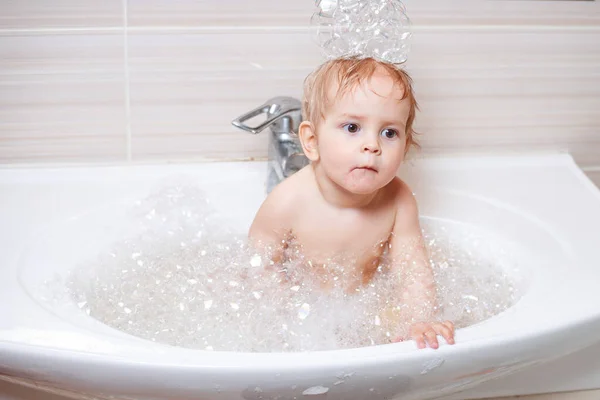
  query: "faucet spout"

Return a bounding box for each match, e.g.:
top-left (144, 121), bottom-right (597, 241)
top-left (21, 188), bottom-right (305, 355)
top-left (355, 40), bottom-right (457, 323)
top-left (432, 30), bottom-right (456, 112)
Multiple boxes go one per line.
top-left (232, 97), bottom-right (309, 193)
top-left (231, 97), bottom-right (302, 135)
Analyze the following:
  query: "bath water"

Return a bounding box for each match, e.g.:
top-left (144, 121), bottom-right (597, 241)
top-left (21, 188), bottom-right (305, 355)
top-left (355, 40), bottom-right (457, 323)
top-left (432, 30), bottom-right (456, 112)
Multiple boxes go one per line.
top-left (66, 185), bottom-right (524, 352)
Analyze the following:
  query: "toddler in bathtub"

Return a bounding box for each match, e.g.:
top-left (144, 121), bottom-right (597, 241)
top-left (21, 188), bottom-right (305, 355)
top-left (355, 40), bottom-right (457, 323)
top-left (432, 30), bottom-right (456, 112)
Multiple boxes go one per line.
top-left (249, 56), bottom-right (455, 350)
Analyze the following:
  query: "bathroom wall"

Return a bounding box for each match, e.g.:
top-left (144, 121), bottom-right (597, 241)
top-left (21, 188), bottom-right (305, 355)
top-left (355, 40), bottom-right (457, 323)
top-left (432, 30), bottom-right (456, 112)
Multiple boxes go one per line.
top-left (0, 0), bottom-right (599, 187)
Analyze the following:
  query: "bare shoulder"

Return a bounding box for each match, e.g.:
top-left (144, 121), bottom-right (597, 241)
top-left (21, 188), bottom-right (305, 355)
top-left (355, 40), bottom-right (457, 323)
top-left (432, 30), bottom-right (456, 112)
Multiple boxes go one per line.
top-left (387, 177), bottom-right (420, 232)
top-left (388, 177), bottom-right (418, 215)
top-left (259, 166), bottom-right (310, 217)
top-left (248, 166), bottom-right (309, 244)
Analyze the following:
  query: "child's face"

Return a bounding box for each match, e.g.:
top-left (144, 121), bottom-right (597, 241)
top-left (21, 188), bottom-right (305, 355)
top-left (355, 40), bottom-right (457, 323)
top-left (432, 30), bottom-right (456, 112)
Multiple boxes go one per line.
top-left (315, 71), bottom-right (411, 195)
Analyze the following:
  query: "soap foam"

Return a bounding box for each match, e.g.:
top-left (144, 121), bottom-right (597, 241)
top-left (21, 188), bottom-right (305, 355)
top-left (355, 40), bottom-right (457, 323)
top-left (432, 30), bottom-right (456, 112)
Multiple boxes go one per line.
top-left (65, 185), bottom-right (523, 352)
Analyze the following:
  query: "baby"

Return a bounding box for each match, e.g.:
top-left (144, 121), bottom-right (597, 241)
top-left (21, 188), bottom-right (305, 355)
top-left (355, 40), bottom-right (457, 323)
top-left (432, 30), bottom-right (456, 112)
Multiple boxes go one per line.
top-left (249, 56), bottom-right (455, 349)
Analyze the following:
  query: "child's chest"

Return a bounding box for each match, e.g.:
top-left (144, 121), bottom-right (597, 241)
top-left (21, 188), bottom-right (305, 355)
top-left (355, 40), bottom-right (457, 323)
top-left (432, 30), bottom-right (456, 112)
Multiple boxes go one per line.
top-left (290, 205), bottom-right (395, 262)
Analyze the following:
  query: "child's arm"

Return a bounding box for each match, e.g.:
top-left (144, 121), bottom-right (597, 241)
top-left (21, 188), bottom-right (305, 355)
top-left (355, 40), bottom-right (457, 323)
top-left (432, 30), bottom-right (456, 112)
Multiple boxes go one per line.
top-left (388, 181), bottom-right (455, 349)
top-left (248, 185), bottom-right (293, 265)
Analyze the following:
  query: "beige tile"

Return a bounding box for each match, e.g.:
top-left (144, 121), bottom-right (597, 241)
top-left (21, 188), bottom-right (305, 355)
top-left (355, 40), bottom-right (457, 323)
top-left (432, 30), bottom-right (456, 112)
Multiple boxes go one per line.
top-left (129, 28), bottom-right (600, 167)
top-left (0, 0), bottom-right (123, 30)
top-left (403, 0), bottom-right (600, 26)
top-left (481, 389), bottom-right (600, 399)
top-left (128, 31), bottom-right (321, 161)
top-left (403, 29), bottom-right (600, 168)
top-left (0, 377), bottom-right (75, 400)
top-left (126, 31), bottom-right (322, 72)
top-left (0, 33), bottom-right (127, 163)
top-left (585, 170), bottom-right (600, 189)
top-left (126, 0), bottom-right (600, 29)
top-left (127, 0), bottom-right (313, 28)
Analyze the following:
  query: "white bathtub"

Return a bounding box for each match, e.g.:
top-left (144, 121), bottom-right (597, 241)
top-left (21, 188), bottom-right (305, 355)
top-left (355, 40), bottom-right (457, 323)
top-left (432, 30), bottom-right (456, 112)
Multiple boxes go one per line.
top-left (1, 153), bottom-right (600, 400)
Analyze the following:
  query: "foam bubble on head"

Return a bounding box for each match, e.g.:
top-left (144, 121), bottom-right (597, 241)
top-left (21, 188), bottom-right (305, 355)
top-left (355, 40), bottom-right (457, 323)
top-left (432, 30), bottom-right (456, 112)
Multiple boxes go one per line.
top-left (311, 0), bottom-right (412, 64)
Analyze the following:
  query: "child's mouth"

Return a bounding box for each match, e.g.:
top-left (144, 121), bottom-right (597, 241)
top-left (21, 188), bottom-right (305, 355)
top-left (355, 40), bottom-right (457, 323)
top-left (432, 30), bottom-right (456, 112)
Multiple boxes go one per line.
top-left (353, 166), bottom-right (378, 173)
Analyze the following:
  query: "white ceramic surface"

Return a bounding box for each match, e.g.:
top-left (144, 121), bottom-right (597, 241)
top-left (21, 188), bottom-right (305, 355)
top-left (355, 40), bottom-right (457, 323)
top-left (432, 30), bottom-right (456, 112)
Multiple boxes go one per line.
top-left (1, 153), bottom-right (600, 400)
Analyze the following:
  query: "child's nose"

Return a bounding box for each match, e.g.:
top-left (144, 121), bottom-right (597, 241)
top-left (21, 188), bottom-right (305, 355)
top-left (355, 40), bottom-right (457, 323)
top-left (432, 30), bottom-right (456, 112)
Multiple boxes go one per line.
top-left (363, 139), bottom-right (381, 154)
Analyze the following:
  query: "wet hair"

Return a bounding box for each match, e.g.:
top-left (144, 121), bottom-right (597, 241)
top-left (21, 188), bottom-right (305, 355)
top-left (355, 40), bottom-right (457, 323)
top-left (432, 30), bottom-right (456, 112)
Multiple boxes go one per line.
top-left (302, 56), bottom-right (420, 151)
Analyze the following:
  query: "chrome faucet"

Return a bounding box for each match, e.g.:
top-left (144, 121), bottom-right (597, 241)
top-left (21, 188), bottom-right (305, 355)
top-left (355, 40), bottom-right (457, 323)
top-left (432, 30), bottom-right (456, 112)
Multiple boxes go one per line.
top-left (232, 97), bottom-right (309, 193)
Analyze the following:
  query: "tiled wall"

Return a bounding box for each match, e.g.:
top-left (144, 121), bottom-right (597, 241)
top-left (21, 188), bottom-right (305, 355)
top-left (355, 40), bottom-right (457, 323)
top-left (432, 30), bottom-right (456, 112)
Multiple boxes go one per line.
top-left (0, 0), bottom-right (599, 186)
top-left (0, 1), bottom-right (126, 163)
top-left (588, 169), bottom-right (600, 187)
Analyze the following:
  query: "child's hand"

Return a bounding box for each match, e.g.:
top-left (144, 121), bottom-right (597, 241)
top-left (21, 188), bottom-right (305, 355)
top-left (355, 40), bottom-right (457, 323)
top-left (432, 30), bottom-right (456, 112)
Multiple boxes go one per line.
top-left (394, 320), bottom-right (455, 349)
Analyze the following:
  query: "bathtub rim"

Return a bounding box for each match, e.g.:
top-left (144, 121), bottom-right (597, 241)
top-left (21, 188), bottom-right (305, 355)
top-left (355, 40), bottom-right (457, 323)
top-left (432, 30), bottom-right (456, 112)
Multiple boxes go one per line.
top-left (1, 152), bottom-right (600, 368)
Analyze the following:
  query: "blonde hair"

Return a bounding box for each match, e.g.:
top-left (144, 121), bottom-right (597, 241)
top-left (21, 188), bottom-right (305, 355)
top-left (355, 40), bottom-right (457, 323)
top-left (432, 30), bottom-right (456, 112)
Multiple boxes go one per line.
top-left (302, 57), bottom-right (420, 150)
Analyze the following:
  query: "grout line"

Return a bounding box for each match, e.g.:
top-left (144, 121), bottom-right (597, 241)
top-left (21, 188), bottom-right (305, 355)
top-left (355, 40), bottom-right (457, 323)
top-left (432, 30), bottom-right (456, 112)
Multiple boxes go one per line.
top-left (411, 24), bottom-right (600, 33)
top-left (124, 24), bottom-right (600, 33)
top-left (0, 24), bottom-right (598, 37)
top-left (2, 24), bottom-right (597, 36)
top-left (0, 27), bottom-right (123, 34)
top-left (123, 0), bottom-right (132, 162)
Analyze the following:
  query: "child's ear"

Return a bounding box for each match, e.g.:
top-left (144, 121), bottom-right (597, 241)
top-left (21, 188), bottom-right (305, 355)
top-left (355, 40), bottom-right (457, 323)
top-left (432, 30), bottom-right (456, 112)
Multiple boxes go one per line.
top-left (298, 121), bottom-right (319, 162)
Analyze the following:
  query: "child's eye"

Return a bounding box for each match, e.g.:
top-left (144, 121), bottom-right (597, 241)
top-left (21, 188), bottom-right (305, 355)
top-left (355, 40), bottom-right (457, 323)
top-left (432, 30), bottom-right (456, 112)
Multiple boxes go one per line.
top-left (342, 123), bottom-right (360, 133)
top-left (381, 128), bottom-right (398, 139)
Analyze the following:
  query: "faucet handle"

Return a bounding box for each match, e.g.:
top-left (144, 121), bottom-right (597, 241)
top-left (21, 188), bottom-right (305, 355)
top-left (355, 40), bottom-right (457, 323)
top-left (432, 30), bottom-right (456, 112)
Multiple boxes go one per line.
top-left (232, 96), bottom-right (302, 135)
